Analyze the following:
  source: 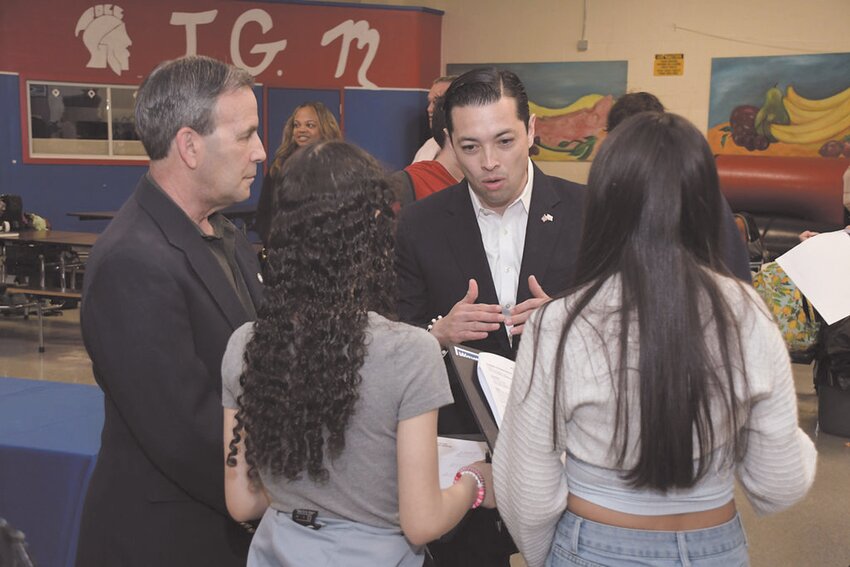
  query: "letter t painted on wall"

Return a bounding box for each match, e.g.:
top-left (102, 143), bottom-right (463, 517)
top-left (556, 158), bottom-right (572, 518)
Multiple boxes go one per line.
top-left (170, 10), bottom-right (218, 57)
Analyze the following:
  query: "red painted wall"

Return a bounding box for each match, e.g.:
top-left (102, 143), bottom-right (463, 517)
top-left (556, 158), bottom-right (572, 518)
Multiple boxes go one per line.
top-left (0, 1), bottom-right (441, 89)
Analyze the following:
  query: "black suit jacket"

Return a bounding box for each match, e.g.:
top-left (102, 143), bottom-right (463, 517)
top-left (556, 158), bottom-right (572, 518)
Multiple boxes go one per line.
top-left (76, 175), bottom-right (263, 566)
top-left (396, 165), bottom-right (586, 432)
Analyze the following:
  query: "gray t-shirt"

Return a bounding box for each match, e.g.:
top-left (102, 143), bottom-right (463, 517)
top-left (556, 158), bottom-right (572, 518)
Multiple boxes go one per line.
top-left (222, 312), bottom-right (453, 529)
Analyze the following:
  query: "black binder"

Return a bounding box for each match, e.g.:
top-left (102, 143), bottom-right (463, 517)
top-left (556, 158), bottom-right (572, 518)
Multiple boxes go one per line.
top-left (445, 344), bottom-right (500, 451)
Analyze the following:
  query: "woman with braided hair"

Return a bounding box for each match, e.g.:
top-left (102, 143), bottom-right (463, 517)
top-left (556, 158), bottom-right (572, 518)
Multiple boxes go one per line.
top-left (222, 140), bottom-right (494, 566)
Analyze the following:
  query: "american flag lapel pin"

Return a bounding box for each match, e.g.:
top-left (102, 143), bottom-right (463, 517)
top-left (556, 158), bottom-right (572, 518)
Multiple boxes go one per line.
top-left (541, 213), bottom-right (554, 223)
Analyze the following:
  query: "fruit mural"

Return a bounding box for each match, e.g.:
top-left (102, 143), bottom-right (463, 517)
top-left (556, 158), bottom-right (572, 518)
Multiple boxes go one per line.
top-left (447, 61), bottom-right (628, 161)
top-left (708, 52), bottom-right (850, 159)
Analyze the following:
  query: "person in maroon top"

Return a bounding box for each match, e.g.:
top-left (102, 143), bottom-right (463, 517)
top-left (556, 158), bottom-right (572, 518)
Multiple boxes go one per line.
top-left (398, 97), bottom-right (463, 203)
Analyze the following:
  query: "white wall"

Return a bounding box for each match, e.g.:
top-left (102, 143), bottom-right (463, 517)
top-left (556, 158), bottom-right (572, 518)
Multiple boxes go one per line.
top-left (326, 0), bottom-right (850, 183)
top-left (440, 0), bottom-right (850, 182)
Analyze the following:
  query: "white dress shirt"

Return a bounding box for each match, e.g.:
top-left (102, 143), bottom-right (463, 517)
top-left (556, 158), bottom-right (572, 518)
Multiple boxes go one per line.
top-left (468, 159), bottom-right (534, 318)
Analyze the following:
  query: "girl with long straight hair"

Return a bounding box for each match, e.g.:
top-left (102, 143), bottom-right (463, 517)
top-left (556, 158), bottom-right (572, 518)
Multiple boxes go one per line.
top-left (493, 112), bottom-right (816, 567)
top-left (222, 141), bottom-right (494, 566)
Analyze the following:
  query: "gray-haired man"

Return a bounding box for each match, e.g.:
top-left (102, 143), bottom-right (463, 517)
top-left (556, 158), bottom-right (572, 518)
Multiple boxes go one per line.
top-left (76, 56), bottom-right (266, 566)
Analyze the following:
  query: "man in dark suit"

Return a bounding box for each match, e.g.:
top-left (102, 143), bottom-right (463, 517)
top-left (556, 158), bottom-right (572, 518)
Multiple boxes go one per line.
top-left (75, 56), bottom-right (266, 566)
top-left (396, 67), bottom-right (585, 567)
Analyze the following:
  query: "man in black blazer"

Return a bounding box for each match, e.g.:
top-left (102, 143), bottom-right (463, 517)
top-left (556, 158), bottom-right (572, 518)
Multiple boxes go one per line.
top-left (397, 67), bottom-right (585, 432)
top-left (75, 56), bottom-right (266, 566)
top-left (396, 68), bottom-right (585, 567)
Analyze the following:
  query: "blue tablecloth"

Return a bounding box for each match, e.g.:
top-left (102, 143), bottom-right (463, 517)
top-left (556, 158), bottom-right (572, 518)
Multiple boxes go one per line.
top-left (0, 377), bottom-right (103, 567)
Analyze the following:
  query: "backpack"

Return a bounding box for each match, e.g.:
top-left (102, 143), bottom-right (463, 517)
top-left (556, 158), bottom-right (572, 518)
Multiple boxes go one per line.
top-left (0, 195), bottom-right (24, 231)
top-left (752, 261), bottom-right (820, 361)
top-left (733, 212), bottom-right (767, 270)
top-left (813, 315), bottom-right (850, 437)
top-left (814, 315), bottom-right (850, 392)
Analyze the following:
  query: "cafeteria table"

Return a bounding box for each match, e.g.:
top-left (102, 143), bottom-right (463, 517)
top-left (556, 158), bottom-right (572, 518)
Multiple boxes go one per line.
top-left (66, 211), bottom-right (116, 221)
top-left (68, 205), bottom-right (257, 233)
top-left (0, 377), bottom-right (103, 567)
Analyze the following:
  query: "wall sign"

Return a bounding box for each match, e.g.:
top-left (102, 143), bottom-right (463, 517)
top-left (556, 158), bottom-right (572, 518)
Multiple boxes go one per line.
top-left (654, 53), bottom-right (684, 76)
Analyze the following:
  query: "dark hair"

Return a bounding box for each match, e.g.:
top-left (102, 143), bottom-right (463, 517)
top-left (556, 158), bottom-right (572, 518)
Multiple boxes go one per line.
top-left (431, 96), bottom-right (448, 147)
top-left (606, 92), bottom-right (665, 132)
top-left (135, 55), bottom-right (254, 160)
top-left (443, 67), bottom-right (530, 134)
top-left (227, 141), bottom-right (397, 482)
top-left (534, 112), bottom-right (749, 491)
top-left (268, 101), bottom-right (343, 177)
top-left (255, 103), bottom-right (343, 244)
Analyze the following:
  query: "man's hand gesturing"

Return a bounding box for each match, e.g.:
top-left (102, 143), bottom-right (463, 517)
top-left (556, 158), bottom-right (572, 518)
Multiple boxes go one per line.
top-left (507, 275), bottom-right (551, 336)
top-left (430, 279), bottom-right (504, 347)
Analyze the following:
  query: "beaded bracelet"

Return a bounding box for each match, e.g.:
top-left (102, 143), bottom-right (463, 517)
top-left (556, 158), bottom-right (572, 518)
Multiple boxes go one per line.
top-left (426, 315), bottom-right (449, 357)
top-left (454, 465), bottom-right (486, 509)
top-left (426, 315), bottom-right (443, 333)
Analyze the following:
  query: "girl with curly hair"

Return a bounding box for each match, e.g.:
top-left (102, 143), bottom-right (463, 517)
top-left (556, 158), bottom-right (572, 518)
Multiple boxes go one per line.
top-left (223, 140), bottom-right (494, 566)
top-left (254, 101), bottom-right (342, 245)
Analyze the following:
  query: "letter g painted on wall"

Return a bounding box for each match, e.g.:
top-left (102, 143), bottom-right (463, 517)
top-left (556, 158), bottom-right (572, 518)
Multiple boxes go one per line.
top-left (230, 9), bottom-right (287, 76)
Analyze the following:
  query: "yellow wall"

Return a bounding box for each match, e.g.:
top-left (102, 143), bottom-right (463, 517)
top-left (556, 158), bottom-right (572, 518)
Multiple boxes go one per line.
top-left (327, 0), bottom-right (850, 183)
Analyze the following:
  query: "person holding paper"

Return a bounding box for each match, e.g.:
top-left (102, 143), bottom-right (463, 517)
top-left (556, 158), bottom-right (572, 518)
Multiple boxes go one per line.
top-left (222, 141), bottom-right (494, 566)
top-left (396, 67), bottom-right (585, 426)
top-left (799, 225), bottom-right (850, 241)
top-left (395, 67), bottom-right (586, 567)
top-left (494, 112), bottom-right (817, 567)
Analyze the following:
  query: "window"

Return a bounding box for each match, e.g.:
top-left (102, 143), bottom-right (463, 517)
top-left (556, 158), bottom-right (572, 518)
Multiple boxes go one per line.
top-left (27, 81), bottom-right (147, 160)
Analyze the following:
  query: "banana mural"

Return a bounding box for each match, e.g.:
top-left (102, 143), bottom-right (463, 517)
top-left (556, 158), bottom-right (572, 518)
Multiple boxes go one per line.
top-left (771, 86), bottom-right (850, 151)
top-left (718, 84), bottom-right (850, 158)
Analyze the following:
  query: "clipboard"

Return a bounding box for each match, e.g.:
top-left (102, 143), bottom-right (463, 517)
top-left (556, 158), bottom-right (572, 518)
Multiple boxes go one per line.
top-left (445, 344), bottom-right (500, 451)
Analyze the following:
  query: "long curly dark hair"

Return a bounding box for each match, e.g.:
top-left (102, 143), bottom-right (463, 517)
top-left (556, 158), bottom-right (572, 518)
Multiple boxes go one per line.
top-left (226, 141), bottom-right (397, 482)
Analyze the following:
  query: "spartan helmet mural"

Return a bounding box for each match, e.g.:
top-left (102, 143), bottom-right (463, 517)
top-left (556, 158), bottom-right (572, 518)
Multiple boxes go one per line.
top-left (75, 5), bottom-right (132, 76)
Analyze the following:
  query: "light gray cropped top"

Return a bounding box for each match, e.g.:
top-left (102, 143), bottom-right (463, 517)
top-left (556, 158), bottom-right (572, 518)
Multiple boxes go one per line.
top-left (493, 273), bottom-right (817, 567)
top-left (565, 451), bottom-right (734, 516)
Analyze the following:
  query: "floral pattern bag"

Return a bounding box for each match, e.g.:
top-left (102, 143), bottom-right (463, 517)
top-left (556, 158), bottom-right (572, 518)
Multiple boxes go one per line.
top-left (753, 261), bottom-right (821, 357)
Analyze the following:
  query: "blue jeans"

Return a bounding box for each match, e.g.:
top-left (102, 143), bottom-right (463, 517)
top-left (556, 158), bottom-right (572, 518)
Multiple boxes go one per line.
top-left (546, 510), bottom-right (749, 567)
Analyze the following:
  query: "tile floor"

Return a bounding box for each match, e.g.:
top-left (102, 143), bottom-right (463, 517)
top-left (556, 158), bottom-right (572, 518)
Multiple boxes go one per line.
top-left (2, 306), bottom-right (848, 566)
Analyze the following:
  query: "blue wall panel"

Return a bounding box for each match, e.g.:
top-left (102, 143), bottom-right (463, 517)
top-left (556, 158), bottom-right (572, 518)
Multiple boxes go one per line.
top-left (0, 77), bottom-right (266, 231)
top-left (0, 72), bottom-right (428, 229)
top-left (0, 74), bottom-right (144, 231)
top-left (344, 89), bottom-right (428, 171)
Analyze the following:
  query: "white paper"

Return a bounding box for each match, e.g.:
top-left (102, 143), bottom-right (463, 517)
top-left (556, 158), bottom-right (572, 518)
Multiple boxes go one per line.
top-left (437, 436), bottom-right (488, 489)
top-left (776, 229), bottom-right (850, 325)
top-left (476, 352), bottom-right (515, 427)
